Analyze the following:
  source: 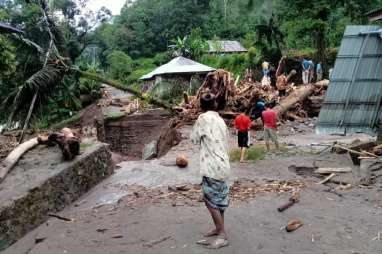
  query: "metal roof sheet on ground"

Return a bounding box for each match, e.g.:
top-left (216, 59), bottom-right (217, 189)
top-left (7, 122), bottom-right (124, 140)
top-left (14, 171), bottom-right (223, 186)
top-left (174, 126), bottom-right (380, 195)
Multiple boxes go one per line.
top-left (207, 40), bottom-right (247, 53)
top-left (140, 56), bottom-right (215, 80)
top-left (316, 25), bottom-right (382, 136)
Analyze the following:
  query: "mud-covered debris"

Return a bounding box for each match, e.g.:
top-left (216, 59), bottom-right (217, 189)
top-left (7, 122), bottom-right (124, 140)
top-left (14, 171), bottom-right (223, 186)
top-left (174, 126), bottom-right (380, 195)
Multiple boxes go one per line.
top-left (286, 219), bottom-right (303, 232)
top-left (277, 190), bottom-right (300, 212)
top-left (120, 179), bottom-right (309, 207)
top-left (0, 136), bottom-right (18, 160)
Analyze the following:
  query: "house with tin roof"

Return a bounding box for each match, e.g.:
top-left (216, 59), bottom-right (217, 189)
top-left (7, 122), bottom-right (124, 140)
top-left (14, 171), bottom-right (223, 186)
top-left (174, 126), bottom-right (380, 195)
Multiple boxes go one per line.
top-left (207, 40), bottom-right (247, 54)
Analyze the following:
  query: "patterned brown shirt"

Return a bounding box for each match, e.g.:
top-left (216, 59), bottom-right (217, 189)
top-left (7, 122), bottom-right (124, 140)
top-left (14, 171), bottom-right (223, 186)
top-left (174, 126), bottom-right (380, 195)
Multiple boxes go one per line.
top-left (191, 111), bottom-right (231, 180)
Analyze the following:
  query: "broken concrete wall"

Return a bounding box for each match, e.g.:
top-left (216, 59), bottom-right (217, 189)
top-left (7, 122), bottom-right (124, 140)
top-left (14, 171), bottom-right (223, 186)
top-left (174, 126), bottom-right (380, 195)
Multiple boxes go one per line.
top-left (0, 142), bottom-right (113, 250)
top-left (98, 110), bottom-right (171, 158)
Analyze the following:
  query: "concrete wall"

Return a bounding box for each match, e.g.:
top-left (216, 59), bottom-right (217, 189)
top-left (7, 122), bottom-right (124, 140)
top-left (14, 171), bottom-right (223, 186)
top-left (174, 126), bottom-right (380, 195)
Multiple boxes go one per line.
top-left (98, 110), bottom-right (171, 158)
top-left (0, 142), bottom-right (113, 250)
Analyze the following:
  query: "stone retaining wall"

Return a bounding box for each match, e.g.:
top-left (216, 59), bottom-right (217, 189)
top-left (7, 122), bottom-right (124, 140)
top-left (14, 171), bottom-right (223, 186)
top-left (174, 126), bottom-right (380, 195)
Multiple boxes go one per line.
top-left (0, 142), bottom-right (113, 250)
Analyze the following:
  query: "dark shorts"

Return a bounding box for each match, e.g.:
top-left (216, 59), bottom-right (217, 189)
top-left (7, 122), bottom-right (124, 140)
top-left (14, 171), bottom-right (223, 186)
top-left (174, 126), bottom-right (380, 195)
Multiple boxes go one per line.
top-left (238, 131), bottom-right (249, 148)
top-left (202, 176), bottom-right (229, 211)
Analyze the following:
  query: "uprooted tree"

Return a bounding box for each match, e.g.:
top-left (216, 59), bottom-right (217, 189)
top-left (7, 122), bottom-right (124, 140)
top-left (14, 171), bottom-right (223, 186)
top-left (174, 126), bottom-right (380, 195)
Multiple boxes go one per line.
top-left (0, 0), bottom-right (171, 143)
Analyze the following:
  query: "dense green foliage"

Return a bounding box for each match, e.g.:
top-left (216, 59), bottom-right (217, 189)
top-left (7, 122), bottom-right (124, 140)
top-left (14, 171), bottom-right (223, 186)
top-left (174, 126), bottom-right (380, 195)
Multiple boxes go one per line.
top-left (0, 0), bottom-right (111, 126)
top-left (0, 0), bottom-right (381, 127)
top-left (87, 0), bottom-right (381, 84)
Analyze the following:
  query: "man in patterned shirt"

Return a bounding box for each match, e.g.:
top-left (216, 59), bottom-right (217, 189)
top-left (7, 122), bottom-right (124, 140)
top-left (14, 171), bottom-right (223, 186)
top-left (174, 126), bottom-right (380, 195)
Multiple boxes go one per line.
top-left (191, 92), bottom-right (231, 249)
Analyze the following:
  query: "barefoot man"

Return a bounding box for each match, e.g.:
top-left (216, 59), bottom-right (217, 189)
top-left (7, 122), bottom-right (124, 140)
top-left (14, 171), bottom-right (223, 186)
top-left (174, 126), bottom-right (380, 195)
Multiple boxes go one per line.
top-left (191, 92), bottom-right (231, 249)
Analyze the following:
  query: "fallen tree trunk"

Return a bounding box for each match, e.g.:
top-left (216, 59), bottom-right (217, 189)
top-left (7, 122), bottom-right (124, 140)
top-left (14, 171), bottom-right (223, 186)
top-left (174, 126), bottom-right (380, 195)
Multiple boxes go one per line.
top-left (0, 128), bottom-right (81, 183)
top-left (74, 69), bottom-right (173, 111)
top-left (274, 85), bottom-right (314, 116)
top-left (253, 80), bottom-right (329, 126)
top-left (47, 128), bottom-right (80, 161)
top-left (0, 137), bottom-right (39, 183)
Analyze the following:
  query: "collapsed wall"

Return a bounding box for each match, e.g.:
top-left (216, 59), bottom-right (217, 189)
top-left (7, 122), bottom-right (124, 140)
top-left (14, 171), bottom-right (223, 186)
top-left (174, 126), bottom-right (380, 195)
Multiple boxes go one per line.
top-left (0, 142), bottom-right (113, 250)
top-left (96, 109), bottom-right (173, 159)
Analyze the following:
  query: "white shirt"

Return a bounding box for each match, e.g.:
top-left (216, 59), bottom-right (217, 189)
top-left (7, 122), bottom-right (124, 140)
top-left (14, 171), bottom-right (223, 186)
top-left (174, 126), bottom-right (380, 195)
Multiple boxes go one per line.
top-left (191, 111), bottom-right (231, 180)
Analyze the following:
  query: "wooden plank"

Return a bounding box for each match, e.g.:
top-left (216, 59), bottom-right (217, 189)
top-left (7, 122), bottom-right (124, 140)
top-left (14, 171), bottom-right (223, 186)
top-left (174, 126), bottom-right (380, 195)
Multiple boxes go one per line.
top-left (318, 173), bottom-right (336, 185)
top-left (314, 167), bottom-right (352, 174)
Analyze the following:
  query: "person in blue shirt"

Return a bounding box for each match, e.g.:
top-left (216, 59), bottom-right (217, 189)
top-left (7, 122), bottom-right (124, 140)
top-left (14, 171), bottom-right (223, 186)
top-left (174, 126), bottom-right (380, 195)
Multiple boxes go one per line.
top-left (302, 58), bottom-right (313, 84)
top-left (250, 97), bottom-right (266, 123)
top-left (308, 60), bottom-right (315, 83)
top-left (316, 62), bottom-right (323, 81)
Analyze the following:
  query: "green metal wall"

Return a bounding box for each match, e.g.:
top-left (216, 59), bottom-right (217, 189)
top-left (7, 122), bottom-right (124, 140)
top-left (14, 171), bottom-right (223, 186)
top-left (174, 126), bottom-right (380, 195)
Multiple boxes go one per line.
top-left (316, 26), bottom-right (382, 135)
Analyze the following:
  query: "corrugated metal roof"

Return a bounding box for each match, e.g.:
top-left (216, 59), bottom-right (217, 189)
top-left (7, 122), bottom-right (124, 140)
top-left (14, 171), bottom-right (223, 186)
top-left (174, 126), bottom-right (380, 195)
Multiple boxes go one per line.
top-left (316, 25), bottom-right (382, 136)
top-left (207, 40), bottom-right (247, 53)
top-left (140, 56), bottom-right (215, 80)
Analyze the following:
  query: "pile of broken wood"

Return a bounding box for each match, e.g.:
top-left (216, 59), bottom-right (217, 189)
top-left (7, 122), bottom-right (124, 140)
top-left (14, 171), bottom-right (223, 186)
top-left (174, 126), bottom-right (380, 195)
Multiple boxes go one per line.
top-left (312, 140), bottom-right (382, 187)
top-left (117, 179), bottom-right (308, 208)
top-left (173, 69), bottom-right (329, 125)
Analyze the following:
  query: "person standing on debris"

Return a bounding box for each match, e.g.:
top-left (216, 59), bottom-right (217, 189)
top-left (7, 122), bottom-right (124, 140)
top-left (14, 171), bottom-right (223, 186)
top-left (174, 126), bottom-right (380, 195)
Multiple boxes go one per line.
top-left (316, 62), bottom-right (323, 81)
top-left (191, 92), bottom-right (230, 249)
top-left (308, 60), bottom-right (315, 83)
top-left (276, 72), bottom-right (288, 97)
top-left (261, 61), bottom-right (271, 87)
top-left (262, 102), bottom-right (280, 151)
top-left (262, 61), bottom-right (270, 77)
top-left (268, 67), bottom-right (277, 88)
top-left (251, 97), bottom-right (266, 123)
top-left (234, 112), bottom-right (252, 163)
top-left (302, 58), bottom-right (311, 84)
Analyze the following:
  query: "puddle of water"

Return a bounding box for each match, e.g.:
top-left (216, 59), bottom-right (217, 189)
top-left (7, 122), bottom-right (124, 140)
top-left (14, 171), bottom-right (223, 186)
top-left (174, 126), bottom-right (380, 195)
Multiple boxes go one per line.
top-left (91, 190), bottom-right (129, 208)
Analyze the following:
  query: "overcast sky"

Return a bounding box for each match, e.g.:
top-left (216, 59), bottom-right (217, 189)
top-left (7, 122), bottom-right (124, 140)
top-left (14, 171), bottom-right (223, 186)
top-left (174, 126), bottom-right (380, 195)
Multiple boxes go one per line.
top-left (87, 0), bottom-right (127, 15)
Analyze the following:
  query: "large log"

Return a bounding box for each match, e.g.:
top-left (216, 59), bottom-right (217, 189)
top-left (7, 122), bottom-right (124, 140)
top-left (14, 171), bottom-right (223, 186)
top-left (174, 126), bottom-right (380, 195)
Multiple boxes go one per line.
top-left (48, 128), bottom-right (80, 160)
top-left (254, 80), bottom-right (329, 126)
top-left (274, 85), bottom-right (314, 116)
top-left (0, 137), bottom-right (39, 183)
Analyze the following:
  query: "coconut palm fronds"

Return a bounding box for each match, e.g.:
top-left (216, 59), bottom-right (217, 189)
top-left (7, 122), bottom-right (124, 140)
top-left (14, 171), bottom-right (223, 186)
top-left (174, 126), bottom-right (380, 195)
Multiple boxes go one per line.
top-left (2, 62), bottom-right (68, 122)
top-left (10, 34), bottom-right (44, 53)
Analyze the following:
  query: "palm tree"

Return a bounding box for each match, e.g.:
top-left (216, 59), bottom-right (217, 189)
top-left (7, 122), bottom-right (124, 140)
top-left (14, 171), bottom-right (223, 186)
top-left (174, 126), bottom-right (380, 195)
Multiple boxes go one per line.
top-left (1, 1), bottom-right (171, 141)
top-left (168, 36), bottom-right (190, 57)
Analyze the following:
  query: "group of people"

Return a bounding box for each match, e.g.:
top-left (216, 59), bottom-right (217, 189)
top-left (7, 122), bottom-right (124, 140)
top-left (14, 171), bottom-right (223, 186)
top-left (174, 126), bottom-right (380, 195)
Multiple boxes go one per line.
top-left (234, 98), bottom-right (279, 162)
top-left (261, 58), bottom-right (323, 95)
top-left (260, 61), bottom-right (290, 98)
top-left (301, 58), bottom-right (323, 84)
top-left (191, 92), bottom-right (279, 249)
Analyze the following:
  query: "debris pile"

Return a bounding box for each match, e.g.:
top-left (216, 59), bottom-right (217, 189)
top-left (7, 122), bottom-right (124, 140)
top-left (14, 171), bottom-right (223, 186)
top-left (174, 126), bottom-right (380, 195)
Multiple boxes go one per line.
top-left (119, 179), bottom-right (309, 207)
top-left (0, 136), bottom-right (18, 160)
top-left (174, 69), bottom-right (329, 125)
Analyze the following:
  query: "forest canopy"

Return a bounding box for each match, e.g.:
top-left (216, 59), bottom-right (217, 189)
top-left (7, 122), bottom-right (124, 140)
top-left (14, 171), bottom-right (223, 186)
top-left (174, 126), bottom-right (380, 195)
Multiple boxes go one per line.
top-left (0, 0), bottom-right (381, 128)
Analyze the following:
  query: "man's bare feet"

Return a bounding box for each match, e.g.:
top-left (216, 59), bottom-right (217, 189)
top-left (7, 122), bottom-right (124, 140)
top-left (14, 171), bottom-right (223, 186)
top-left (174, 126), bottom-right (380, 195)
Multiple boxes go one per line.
top-left (203, 229), bottom-right (219, 237)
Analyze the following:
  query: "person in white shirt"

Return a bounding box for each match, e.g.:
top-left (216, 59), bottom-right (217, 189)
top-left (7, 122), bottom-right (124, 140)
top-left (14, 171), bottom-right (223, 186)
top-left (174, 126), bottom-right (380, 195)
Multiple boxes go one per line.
top-left (191, 92), bottom-right (231, 249)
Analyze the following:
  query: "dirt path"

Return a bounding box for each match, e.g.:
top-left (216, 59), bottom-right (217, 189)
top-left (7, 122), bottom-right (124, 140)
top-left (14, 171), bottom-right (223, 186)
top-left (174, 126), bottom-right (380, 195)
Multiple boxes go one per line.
top-left (3, 126), bottom-right (382, 254)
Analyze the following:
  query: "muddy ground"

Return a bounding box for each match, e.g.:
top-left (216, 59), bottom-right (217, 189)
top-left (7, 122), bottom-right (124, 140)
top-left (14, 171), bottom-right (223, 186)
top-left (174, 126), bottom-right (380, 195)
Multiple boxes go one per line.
top-left (3, 122), bottom-right (382, 254)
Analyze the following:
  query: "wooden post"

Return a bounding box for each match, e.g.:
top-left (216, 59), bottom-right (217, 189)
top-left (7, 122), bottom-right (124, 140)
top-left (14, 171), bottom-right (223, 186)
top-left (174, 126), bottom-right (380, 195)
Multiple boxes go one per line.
top-left (377, 124), bottom-right (382, 144)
